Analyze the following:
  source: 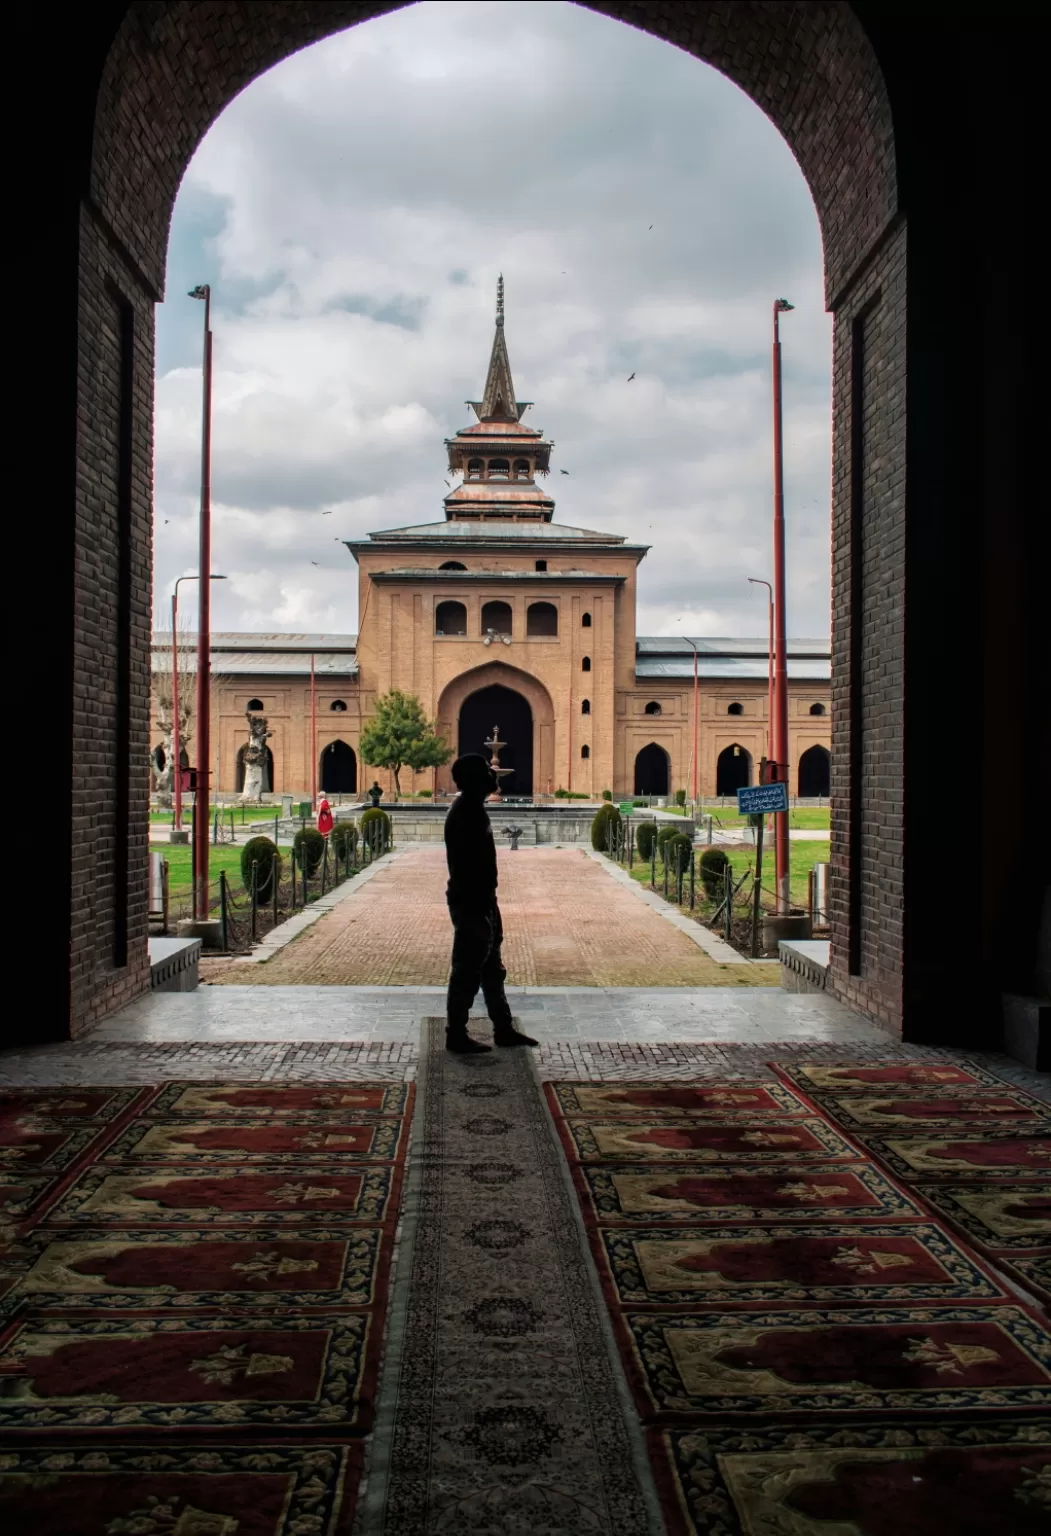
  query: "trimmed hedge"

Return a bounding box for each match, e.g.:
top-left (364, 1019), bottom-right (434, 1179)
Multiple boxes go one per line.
top-left (699, 846), bottom-right (731, 899)
top-left (602, 788), bottom-right (613, 801)
top-left (360, 807), bottom-right (392, 852)
top-left (675, 788), bottom-right (687, 806)
top-left (330, 822), bottom-right (358, 861)
top-left (635, 820), bottom-right (658, 861)
top-left (293, 826), bottom-right (325, 877)
top-left (656, 823), bottom-right (680, 860)
top-left (590, 802), bottom-right (622, 852)
top-left (241, 836), bottom-right (281, 900)
top-left (663, 831), bottom-right (693, 874)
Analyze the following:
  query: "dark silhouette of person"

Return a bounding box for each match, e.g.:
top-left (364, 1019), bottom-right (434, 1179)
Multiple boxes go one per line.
top-left (444, 754), bottom-right (537, 1054)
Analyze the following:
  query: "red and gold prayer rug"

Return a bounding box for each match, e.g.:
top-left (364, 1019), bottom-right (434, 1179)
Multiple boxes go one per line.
top-left (546, 1065), bottom-right (1051, 1536)
top-left (0, 1078), bottom-right (412, 1532)
top-left (772, 1063), bottom-right (1051, 1311)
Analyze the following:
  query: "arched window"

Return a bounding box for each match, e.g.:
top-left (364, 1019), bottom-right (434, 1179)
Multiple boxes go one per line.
top-left (581, 656), bottom-right (591, 672)
top-left (435, 600), bottom-right (467, 636)
top-left (439, 560), bottom-right (466, 571)
top-left (581, 745), bottom-right (590, 760)
top-left (581, 699), bottom-right (591, 715)
top-left (526, 600), bottom-right (558, 637)
top-left (481, 600), bottom-right (513, 636)
top-left (466, 459), bottom-right (483, 480)
top-left (809, 702), bottom-right (826, 716)
top-left (535, 559), bottom-right (547, 571)
top-left (330, 699), bottom-right (347, 712)
top-left (514, 460), bottom-right (530, 480)
top-left (644, 701), bottom-right (662, 716)
top-left (582, 612), bottom-right (592, 628)
top-left (488, 458), bottom-right (510, 480)
top-left (727, 702), bottom-right (744, 716)
top-left (247, 698), bottom-right (264, 712)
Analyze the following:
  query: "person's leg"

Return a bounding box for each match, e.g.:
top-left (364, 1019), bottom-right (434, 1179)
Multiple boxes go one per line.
top-left (483, 901), bottom-right (537, 1048)
top-left (446, 907), bottom-right (492, 1053)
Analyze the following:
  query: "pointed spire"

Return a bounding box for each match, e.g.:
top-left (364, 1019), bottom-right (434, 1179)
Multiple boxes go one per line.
top-left (476, 274), bottom-right (518, 421)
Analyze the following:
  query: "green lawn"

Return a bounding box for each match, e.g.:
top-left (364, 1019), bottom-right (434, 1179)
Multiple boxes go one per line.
top-left (695, 803), bottom-right (830, 831)
top-left (151, 806), bottom-right (282, 826)
top-left (152, 844), bottom-right (246, 902)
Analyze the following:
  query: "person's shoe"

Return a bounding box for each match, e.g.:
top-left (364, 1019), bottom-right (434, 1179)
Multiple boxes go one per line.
top-left (446, 1030), bottom-right (492, 1055)
top-left (493, 1024), bottom-right (538, 1048)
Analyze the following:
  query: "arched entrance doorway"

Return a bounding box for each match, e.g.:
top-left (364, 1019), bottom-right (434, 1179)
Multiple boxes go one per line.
top-left (321, 739), bottom-right (357, 794)
top-left (716, 743), bottom-right (752, 795)
top-left (798, 744), bottom-right (831, 798)
top-left (236, 743), bottom-right (274, 794)
top-left (459, 685), bottom-right (533, 797)
top-left (634, 743), bottom-right (669, 796)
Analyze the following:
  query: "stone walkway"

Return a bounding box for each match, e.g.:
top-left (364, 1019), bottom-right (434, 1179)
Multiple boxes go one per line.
top-left (207, 846), bottom-right (766, 988)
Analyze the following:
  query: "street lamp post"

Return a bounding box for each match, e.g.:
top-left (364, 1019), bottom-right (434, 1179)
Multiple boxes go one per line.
top-left (747, 578), bottom-right (775, 765)
top-left (771, 298), bottom-right (794, 914)
top-left (680, 635), bottom-right (700, 805)
top-left (171, 574), bottom-right (226, 839)
top-left (310, 652), bottom-right (318, 808)
top-left (189, 284), bottom-right (213, 921)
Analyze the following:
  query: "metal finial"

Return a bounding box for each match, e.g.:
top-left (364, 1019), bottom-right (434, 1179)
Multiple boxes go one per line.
top-left (496, 274), bottom-right (504, 324)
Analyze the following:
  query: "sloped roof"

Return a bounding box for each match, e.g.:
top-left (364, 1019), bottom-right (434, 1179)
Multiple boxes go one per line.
top-left (359, 520), bottom-right (631, 543)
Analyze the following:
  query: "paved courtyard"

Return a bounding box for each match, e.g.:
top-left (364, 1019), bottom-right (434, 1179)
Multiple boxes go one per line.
top-left (207, 845), bottom-right (767, 988)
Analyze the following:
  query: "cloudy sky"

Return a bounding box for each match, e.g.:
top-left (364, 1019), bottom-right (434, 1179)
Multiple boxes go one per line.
top-left (155, 0), bottom-right (832, 640)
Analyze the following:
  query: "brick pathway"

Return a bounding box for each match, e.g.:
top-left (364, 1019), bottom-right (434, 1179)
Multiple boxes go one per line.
top-left (208, 847), bottom-right (766, 988)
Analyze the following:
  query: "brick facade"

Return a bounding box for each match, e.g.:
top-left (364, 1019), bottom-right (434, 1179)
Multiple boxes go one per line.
top-left (25, 3), bottom-right (1041, 1047)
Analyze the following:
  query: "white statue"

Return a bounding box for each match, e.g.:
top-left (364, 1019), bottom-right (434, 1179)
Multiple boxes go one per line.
top-left (241, 713), bottom-right (273, 802)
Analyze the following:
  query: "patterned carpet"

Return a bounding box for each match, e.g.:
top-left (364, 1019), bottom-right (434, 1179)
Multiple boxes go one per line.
top-left (547, 1061), bottom-right (1051, 1535)
top-left (0, 1080), bottom-right (412, 1533)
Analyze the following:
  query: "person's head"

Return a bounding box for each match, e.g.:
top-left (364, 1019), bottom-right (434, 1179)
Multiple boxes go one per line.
top-left (451, 754), bottom-right (496, 800)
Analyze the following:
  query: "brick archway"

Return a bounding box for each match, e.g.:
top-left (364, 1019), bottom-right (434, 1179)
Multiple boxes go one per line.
top-left (34, 2), bottom-right (1041, 1047)
top-left (437, 663), bottom-right (556, 797)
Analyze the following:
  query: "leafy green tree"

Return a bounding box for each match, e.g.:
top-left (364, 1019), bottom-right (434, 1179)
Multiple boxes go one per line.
top-left (358, 689), bottom-right (451, 798)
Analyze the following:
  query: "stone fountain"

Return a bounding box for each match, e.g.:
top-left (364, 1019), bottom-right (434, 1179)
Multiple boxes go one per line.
top-left (484, 723), bottom-right (514, 803)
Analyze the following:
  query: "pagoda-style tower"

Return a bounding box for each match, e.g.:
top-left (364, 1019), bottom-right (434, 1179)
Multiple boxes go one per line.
top-left (443, 277), bottom-right (555, 522)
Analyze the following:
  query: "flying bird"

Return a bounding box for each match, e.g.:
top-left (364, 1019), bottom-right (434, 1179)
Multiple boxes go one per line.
top-left (311, 561), bottom-right (319, 567)
top-left (560, 469), bottom-right (570, 475)
top-left (322, 510), bottom-right (332, 515)
top-left (648, 224), bottom-right (653, 230)
top-left (627, 372), bottom-right (636, 382)
top-left (163, 519), bottom-right (169, 524)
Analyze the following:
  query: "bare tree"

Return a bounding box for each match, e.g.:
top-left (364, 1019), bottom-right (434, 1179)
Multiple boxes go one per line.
top-left (151, 624), bottom-right (231, 805)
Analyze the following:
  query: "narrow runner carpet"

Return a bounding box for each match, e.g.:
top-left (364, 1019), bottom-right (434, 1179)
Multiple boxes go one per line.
top-left (356, 1019), bottom-right (658, 1536)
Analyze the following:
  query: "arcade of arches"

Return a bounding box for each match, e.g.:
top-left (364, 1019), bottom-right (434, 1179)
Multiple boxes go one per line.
top-left (30, 4), bottom-right (1043, 1055)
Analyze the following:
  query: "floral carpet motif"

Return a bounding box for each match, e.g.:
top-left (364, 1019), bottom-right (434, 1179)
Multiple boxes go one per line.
top-left (652, 1419), bottom-right (1051, 1536)
top-left (0, 1079), bottom-right (412, 1532)
top-left (547, 1067), bottom-right (1051, 1536)
top-left (773, 1066), bottom-right (1051, 1314)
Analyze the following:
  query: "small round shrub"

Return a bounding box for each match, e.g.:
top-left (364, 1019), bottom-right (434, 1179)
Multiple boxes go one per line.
top-left (293, 826), bottom-right (325, 877)
top-left (241, 836), bottom-right (281, 900)
top-left (331, 822), bottom-right (358, 861)
top-left (417, 788), bottom-right (433, 798)
top-left (657, 823), bottom-right (680, 859)
top-left (675, 788), bottom-right (687, 806)
top-left (663, 831), bottom-right (693, 874)
top-left (635, 820), bottom-right (658, 861)
top-left (699, 847), bottom-right (731, 899)
top-left (590, 803), bottom-right (622, 852)
top-left (602, 788), bottom-right (613, 801)
top-left (360, 806), bottom-right (392, 852)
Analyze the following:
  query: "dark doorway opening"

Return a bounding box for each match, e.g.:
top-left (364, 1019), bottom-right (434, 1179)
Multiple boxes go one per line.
top-left (716, 743), bottom-right (752, 795)
top-left (458, 684), bottom-right (533, 796)
top-left (634, 742), bottom-right (669, 796)
top-left (322, 739), bottom-right (357, 794)
top-left (236, 743), bottom-right (274, 793)
top-left (798, 744), bottom-right (831, 797)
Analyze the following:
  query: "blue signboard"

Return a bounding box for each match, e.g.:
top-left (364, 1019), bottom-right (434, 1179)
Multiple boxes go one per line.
top-left (737, 782), bottom-right (788, 815)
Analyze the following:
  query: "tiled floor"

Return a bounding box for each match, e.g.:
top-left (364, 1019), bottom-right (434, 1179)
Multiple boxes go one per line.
top-left (2, 985), bottom-right (1046, 1097)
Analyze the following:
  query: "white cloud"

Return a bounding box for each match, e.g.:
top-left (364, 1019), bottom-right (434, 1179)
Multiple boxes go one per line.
top-left (155, 0), bottom-right (831, 640)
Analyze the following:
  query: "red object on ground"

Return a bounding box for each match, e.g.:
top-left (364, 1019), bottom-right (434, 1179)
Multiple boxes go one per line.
top-left (317, 797), bottom-right (334, 837)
